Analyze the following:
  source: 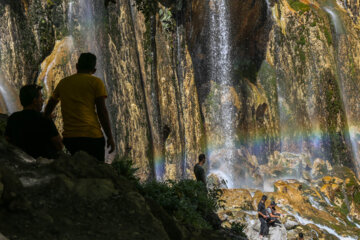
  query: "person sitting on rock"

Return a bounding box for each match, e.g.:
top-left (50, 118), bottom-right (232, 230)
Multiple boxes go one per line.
top-left (267, 201), bottom-right (281, 227)
top-left (5, 84), bottom-right (63, 158)
top-left (194, 153), bottom-right (206, 185)
top-left (258, 195), bottom-right (269, 238)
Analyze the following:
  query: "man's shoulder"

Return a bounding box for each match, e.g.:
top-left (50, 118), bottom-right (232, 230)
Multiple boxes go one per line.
top-left (9, 110), bottom-right (40, 119)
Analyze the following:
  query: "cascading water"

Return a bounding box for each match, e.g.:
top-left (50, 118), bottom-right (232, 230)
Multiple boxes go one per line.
top-left (207, 0), bottom-right (236, 188)
top-left (76, 0), bottom-right (105, 82)
top-left (323, 6), bottom-right (345, 35)
top-left (323, 1), bottom-right (360, 177)
top-left (0, 73), bottom-right (21, 114)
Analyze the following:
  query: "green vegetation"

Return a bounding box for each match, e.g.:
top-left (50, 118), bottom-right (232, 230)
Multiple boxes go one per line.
top-left (111, 158), bottom-right (232, 231)
top-left (339, 202), bottom-right (349, 215)
top-left (112, 156), bottom-right (140, 183)
top-left (297, 36), bottom-right (306, 46)
top-left (159, 8), bottom-right (175, 34)
top-left (134, 0), bottom-right (159, 21)
top-left (142, 180), bottom-right (223, 229)
top-left (324, 27), bottom-right (332, 45)
top-left (230, 222), bottom-right (247, 238)
top-left (354, 191), bottom-right (360, 204)
top-left (287, 0), bottom-right (310, 12)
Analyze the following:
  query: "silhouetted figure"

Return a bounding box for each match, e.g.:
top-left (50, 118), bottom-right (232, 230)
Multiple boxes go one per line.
top-left (5, 84), bottom-right (63, 158)
top-left (45, 53), bottom-right (114, 161)
top-left (298, 232), bottom-right (304, 240)
top-left (194, 154), bottom-right (206, 185)
top-left (267, 201), bottom-right (281, 227)
top-left (258, 195), bottom-right (269, 238)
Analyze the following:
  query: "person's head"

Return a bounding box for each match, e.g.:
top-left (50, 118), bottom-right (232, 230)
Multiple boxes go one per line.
top-left (76, 52), bottom-right (97, 74)
top-left (19, 84), bottom-right (43, 111)
top-left (261, 195), bottom-right (267, 202)
top-left (198, 154), bottom-right (206, 165)
top-left (270, 201), bottom-right (277, 207)
top-left (299, 233), bottom-right (304, 239)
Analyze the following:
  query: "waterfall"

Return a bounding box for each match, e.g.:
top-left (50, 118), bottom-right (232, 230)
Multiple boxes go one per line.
top-left (323, 1), bottom-right (360, 176)
top-left (323, 6), bottom-right (345, 34)
top-left (68, 1), bottom-right (73, 30)
top-left (75, 0), bottom-right (115, 161)
top-left (0, 72), bottom-right (21, 114)
top-left (77, 0), bottom-right (105, 81)
top-left (175, 16), bottom-right (188, 177)
top-left (208, 0), bottom-right (236, 188)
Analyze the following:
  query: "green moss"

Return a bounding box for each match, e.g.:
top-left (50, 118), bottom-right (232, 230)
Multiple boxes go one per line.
top-left (354, 192), bottom-right (360, 204)
top-left (339, 202), bottom-right (349, 215)
top-left (324, 27), bottom-right (332, 45)
top-left (287, 0), bottom-right (310, 12)
top-left (299, 50), bottom-right (306, 64)
top-left (311, 21), bottom-right (317, 27)
top-left (297, 36), bottom-right (306, 46)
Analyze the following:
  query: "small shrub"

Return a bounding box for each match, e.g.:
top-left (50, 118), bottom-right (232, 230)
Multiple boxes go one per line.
top-left (112, 156), bottom-right (139, 182)
top-left (230, 222), bottom-right (247, 237)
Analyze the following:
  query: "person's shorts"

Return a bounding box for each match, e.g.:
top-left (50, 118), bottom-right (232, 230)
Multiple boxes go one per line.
top-left (63, 137), bottom-right (105, 161)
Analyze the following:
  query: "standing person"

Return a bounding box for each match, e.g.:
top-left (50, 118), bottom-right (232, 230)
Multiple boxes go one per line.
top-left (194, 154), bottom-right (207, 185)
top-left (5, 84), bottom-right (63, 158)
top-left (258, 195), bottom-right (269, 238)
top-left (45, 53), bottom-right (115, 161)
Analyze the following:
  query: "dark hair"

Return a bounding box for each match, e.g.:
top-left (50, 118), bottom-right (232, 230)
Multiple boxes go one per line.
top-left (270, 201), bottom-right (276, 206)
top-left (19, 84), bottom-right (42, 107)
top-left (77, 52), bottom-right (96, 71)
top-left (198, 154), bottom-right (205, 162)
top-left (261, 195), bottom-right (267, 201)
top-left (299, 233), bottom-right (304, 238)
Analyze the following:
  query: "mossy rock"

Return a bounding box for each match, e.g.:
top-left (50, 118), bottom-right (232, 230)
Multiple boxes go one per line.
top-left (287, 0), bottom-right (310, 12)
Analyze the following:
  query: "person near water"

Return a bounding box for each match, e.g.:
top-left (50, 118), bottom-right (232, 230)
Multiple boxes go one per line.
top-left (44, 52), bottom-right (115, 161)
top-left (5, 84), bottom-right (63, 158)
top-left (267, 201), bottom-right (282, 227)
top-left (194, 153), bottom-right (206, 185)
top-left (258, 195), bottom-right (269, 238)
top-left (298, 232), bottom-right (304, 240)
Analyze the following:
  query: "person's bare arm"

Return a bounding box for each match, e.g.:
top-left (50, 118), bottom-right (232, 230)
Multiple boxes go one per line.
top-left (95, 96), bottom-right (115, 153)
top-left (258, 212), bottom-right (267, 218)
top-left (51, 135), bottom-right (63, 151)
top-left (44, 97), bottom-right (59, 118)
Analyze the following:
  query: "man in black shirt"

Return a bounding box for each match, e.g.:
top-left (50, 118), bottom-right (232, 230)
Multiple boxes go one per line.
top-left (194, 153), bottom-right (206, 185)
top-left (5, 84), bottom-right (63, 158)
top-left (258, 195), bottom-right (269, 238)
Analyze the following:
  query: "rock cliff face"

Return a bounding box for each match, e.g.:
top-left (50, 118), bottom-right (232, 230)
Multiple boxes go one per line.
top-left (0, 0), bottom-right (360, 182)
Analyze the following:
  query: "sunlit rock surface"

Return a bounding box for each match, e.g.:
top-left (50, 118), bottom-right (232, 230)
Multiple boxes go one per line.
top-left (1, 0), bottom-right (360, 184)
top-left (218, 167), bottom-right (360, 239)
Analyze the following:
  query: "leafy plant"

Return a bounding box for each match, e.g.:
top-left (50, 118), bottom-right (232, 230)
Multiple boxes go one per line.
top-left (112, 156), bottom-right (139, 182)
top-left (159, 8), bottom-right (175, 33)
top-left (230, 222), bottom-right (247, 237)
top-left (141, 179), bottom-right (223, 229)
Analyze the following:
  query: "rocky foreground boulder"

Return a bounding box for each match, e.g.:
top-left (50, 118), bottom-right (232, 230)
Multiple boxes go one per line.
top-left (0, 140), bottom-right (245, 240)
